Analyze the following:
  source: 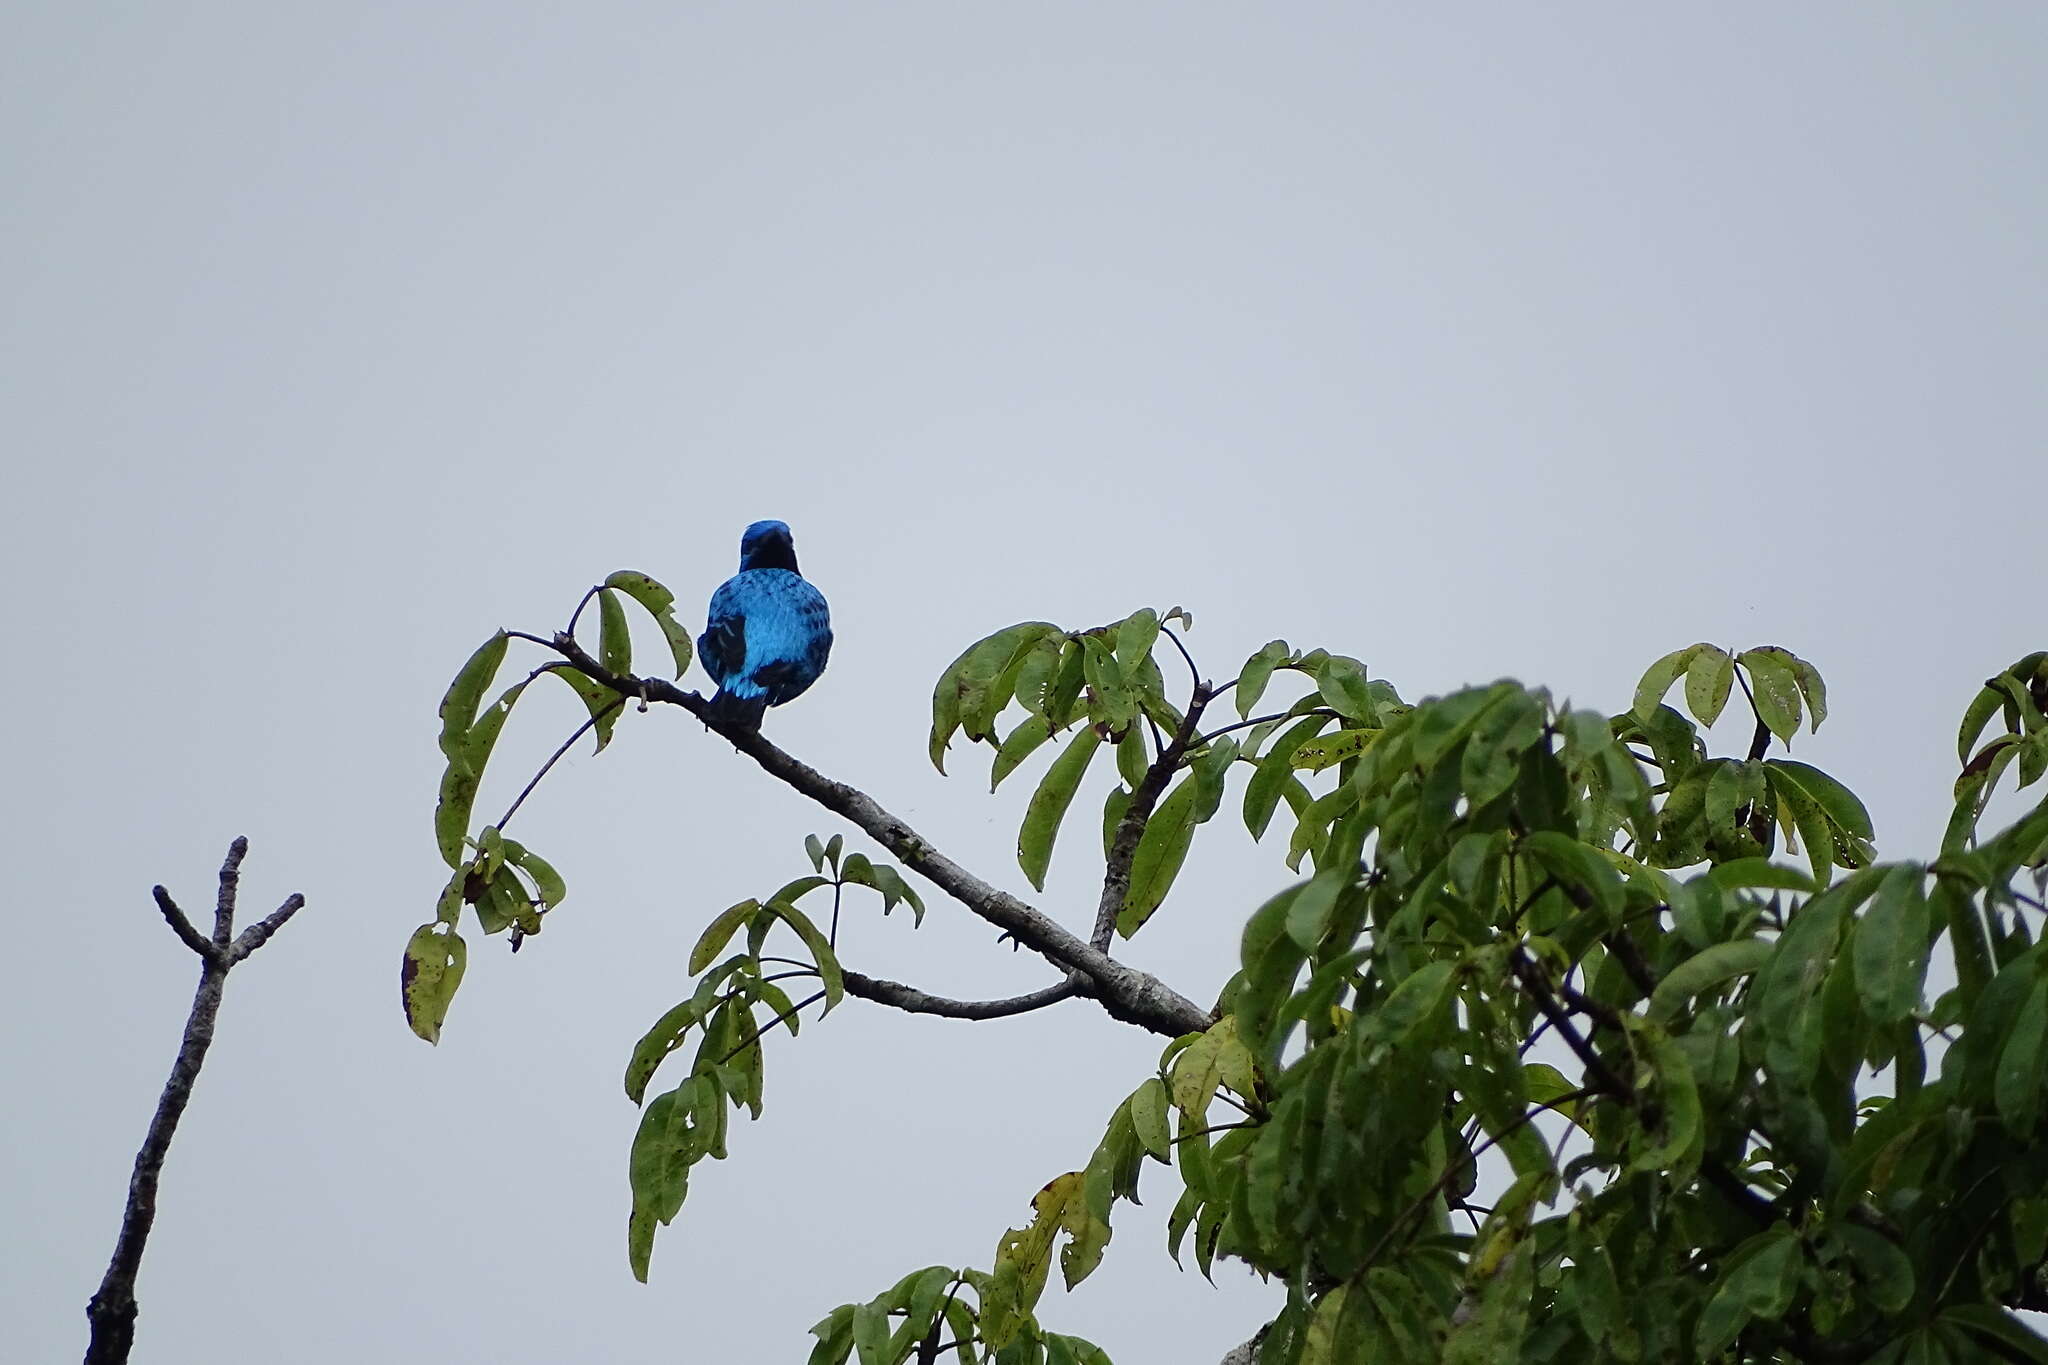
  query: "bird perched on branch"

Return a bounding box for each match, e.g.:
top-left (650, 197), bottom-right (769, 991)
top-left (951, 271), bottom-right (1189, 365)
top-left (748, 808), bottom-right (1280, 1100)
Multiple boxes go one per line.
top-left (697, 519), bottom-right (833, 730)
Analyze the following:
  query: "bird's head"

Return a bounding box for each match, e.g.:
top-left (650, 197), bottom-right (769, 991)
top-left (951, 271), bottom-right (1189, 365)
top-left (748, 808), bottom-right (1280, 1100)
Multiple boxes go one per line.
top-left (738, 519), bottom-right (800, 572)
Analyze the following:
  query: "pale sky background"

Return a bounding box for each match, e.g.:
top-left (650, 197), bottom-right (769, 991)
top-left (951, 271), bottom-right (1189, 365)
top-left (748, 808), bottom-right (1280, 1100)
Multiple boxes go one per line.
top-left (5, 4), bottom-right (2045, 1362)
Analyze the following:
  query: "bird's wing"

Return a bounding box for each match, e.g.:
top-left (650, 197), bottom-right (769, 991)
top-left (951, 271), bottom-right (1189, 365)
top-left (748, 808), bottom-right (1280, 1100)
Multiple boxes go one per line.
top-left (697, 582), bottom-right (749, 686)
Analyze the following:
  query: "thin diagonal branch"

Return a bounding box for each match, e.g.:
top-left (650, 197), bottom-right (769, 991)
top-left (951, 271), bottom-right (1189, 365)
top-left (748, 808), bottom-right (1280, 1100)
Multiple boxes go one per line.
top-left (842, 969), bottom-right (1082, 1020)
top-left (535, 634), bottom-right (1212, 1038)
top-left (88, 838), bottom-right (306, 1365)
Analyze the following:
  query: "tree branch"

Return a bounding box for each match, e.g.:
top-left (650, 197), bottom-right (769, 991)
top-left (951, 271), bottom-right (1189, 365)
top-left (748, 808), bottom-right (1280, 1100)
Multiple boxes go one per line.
top-left (151, 887), bottom-right (214, 962)
top-left (842, 970), bottom-right (1082, 1020)
top-left (1092, 682), bottom-right (1212, 950)
top-left (87, 838), bottom-right (306, 1365)
top-left (536, 634), bottom-right (1213, 1038)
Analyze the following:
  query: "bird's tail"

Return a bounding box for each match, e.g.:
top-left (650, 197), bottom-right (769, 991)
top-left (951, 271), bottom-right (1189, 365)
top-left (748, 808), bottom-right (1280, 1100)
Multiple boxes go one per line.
top-left (706, 688), bottom-right (769, 731)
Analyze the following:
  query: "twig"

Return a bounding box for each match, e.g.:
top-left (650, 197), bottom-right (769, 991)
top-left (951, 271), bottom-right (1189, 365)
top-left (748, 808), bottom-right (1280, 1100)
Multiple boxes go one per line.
top-left (86, 838), bottom-right (306, 1365)
top-left (1509, 948), bottom-right (1633, 1102)
top-left (496, 699), bottom-right (626, 833)
top-left (1159, 624), bottom-right (1202, 686)
top-left (563, 585), bottom-right (604, 640)
top-left (841, 970), bottom-right (1081, 1021)
top-left (716, 989), bottom-right (826, 1065)
top-left (1195, 707), bottom-right (1344, 746)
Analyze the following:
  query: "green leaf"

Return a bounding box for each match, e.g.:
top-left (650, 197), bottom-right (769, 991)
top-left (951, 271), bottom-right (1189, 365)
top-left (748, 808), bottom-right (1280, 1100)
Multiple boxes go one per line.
top-left (762, 899), bottom-right (844, 1012)
top-left (1130, 1077), bottom-right (1171, 1162)
top-left (1290, 727), bottom-right (1378, 772)
top-left (1371, 959), bottom-right (1458, 1043)
top-left (624, 996), bottom-right (711, 1104)
top-left (1685, 645), bottom-right (1735, 727)
top-left (1696, 1226), bottom-right (1800, 1357)
top-left (1168, 1017), bottom-right (1257, 1117)
top-left (500, 837), bottom-right (565, 908)
top-left (1520, 831), bottom-right (1624, 925)
top-left (929, 623), bottom-right (1062, 770)
top-left (1855, 864), bottom-right (1931, 1025)
top-left (1316, 655), bottom-right (1377, 723)
top-left (434, 674), bottom-right (530, 868)
top-left (1767, 759), bottom-right (1876, 841)
top-left (1119, 776), bottom-right (1201, 937)
top-left (1236, 640), bottom-right (1291, 720)
top-left (1648, 939), bottom-right (1772, 1024)
top-left (1244, 715), bottom-right (1332, 839)
top-left (1633, 644), bottom-right (1704, 722)
top-left (985, 1172), bottom-right (1094, 1349)
top-left (597, 586), bottom-right (632, 676)
top-left (1996, 975), bottom-right (2048, 1136)
top-left (1740, 648), bottom-right (1804, 745)
top-left (438, 631), bottom-right (509, 761)
top-left (1114, 607), bottom-right (1160, 675)
top-left (1708, 857), bottom-right (1815, 893)
top-left (992, 715), bottom-right (1055, 791)
top-left (689, 899), bottom-right (760, 976)
top-left (1017, 727), bottom-right (1103, 892)
top-left (807, 1305), bottom-right (856, 1365)
top-left (548, 666), bottom-right (624, 753)
top-left (603, 570), bottom-right (693, 677)
top-left (1790, 653), bottom-right (1829, 732)
top-left (1942, 1305), bottom-right (2048, 1364)
top-left (401, 923), bottom-right (467, 1044)
top-left (1080, 634), bottom-right (1136, 736)
top-left (1829, 1223), bottom-right (1915, 1315)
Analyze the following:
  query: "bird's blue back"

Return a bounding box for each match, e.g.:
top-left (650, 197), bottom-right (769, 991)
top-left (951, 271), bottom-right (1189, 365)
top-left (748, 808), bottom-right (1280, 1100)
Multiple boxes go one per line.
top-left (698, 522), bottom-right (831, 725)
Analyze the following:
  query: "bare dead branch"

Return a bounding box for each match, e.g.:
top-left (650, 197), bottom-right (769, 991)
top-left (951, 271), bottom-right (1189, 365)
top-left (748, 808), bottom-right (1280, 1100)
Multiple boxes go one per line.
top-left (86, 839), bottom-right (306, 1365)
top-left (150, 887), bottom-right (215, 962)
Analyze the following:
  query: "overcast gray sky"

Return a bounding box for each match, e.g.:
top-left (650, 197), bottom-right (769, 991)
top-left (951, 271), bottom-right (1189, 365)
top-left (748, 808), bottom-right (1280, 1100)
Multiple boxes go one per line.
top-left (5, 4), bottom-right (2045, 1361)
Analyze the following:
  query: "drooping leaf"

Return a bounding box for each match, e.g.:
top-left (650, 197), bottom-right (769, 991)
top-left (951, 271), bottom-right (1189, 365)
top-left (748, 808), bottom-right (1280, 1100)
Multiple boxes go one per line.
top-left (597, 586), bottom-right (632, 677)
top-left (1633, 645), bottom-right (1704, 722)
top-left (1695, 1227), bottom-right (1801, 1357)
top-left (604, 569), bottom-right (693, 676)
top-left (438, 631), bottom-right (509, 761)
top-left (1740, 648), bottom-right (1805, 746)
top-left (761, 899), bottom-right (844, 1012)
top-left (1685, 645), bottom-right (1735, 727)
top-left (1119, 776), bottom-right (1201, 937)
top-left (1235, 640), bottom-right (1292, 720)
top-left (547, 665), bottom-right (624, 753)
top-left (1855, 864), bottom-right (1931, 1025)
top-left (401, 923), bottom-right (467, 1044)
top-left (1018, 727), bottom-right (1103, 892)
top-left (689, 899), bottom-right (761, 976)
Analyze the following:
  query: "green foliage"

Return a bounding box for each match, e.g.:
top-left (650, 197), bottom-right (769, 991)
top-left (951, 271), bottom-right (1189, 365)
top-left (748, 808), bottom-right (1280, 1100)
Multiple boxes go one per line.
top-left (417, 583), bottom-right (2048, 1361)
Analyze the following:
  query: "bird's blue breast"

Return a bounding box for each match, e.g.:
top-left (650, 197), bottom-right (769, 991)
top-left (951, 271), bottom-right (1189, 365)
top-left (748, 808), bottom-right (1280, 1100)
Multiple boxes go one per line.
top-left (700, 568), bottom-right (832, 704)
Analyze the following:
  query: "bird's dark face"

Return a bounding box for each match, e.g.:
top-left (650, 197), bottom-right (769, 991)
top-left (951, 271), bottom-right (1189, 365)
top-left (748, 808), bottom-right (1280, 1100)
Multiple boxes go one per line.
top-left (738, 519), bottom-right (799, 572)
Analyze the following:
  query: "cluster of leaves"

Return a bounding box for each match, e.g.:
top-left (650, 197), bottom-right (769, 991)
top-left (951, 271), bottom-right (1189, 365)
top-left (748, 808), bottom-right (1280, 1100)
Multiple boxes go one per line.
top-left (880, 628), bottom-right (2048, 1362)
top-left (927, 608), bottom-right (1401, 933)
top-left (804, 1261), bottom-right (1112, 1365)
top-left (404, 571), bottom-right (692, 1042)
top-left (624, 835), bottom-right (923, 1281)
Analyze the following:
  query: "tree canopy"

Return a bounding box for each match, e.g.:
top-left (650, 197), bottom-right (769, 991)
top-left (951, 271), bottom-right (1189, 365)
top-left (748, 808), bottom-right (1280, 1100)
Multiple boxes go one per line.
top-left (409, 575), bottom-right (2048, 1364)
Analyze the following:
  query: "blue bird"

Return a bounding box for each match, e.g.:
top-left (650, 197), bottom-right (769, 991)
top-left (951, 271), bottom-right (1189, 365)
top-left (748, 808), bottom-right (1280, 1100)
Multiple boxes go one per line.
top-left (697, 520), bottom-right (833, 730)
